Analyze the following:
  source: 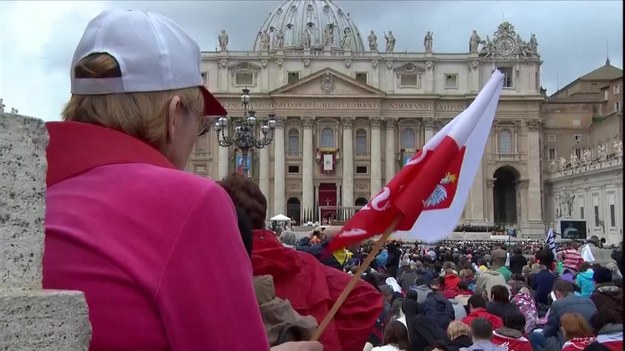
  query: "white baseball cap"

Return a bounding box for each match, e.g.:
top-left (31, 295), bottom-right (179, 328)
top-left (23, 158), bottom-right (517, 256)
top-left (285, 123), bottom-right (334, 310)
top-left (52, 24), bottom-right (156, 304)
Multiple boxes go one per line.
top-left (71, 9), bottom-right (227, 116)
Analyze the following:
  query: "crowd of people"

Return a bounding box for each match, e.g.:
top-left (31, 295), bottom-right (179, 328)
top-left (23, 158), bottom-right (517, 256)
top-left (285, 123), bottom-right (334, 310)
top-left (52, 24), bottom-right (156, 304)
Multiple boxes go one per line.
top-left (337, 237), bottom-right (623, 351)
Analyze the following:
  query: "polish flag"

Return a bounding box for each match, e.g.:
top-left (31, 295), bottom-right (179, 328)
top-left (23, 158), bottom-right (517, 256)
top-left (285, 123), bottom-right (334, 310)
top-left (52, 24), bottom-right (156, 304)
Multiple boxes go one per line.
top-left (329, 71), bottom-right (504, 250)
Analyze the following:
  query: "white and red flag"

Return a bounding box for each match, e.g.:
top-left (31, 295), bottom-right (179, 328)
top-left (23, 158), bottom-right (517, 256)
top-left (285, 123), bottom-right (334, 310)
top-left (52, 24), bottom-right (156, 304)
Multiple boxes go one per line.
top-left (329, 71), bottom-right (504, 250)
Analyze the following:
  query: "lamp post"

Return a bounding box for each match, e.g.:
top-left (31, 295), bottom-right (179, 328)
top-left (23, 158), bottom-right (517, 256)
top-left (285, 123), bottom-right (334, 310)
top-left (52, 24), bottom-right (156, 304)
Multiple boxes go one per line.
top-left (214, 88), bottom-right (277, 177)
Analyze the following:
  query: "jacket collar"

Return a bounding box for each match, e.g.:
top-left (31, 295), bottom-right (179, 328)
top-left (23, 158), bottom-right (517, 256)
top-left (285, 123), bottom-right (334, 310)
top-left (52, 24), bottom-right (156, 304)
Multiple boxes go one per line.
top-left (46, 122), bottom-right (175, 187)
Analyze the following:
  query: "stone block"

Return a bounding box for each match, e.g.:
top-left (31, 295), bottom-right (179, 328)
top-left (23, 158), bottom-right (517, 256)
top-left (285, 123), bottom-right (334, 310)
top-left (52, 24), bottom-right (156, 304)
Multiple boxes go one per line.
top-left (0, 113), bottom-right (48, 290)
top-left (0, 290), bottom-right (91, 351)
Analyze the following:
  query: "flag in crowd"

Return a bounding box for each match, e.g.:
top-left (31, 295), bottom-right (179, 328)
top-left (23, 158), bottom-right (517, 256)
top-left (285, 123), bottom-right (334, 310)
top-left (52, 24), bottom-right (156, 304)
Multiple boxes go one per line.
top-left (546, 227), bottom-right (557, 256)
top-left (329, 71), bottom-right (505, 251)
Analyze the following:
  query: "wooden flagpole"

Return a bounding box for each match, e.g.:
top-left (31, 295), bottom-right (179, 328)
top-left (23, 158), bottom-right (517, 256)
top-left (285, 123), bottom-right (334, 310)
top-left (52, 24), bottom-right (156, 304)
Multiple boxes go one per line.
top-left (310, 217), bottom-right (401, 341)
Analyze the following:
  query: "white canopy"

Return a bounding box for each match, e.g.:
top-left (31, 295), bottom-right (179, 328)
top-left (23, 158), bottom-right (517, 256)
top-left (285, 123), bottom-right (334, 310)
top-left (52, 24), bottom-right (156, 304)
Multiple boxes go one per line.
top-left (270, 214), bottom-right (291, 221)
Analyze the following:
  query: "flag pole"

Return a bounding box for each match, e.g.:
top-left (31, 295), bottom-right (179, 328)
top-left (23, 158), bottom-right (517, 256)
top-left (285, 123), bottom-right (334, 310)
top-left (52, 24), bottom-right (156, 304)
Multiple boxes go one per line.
top-left (311, 217), bottom-right (401, 341)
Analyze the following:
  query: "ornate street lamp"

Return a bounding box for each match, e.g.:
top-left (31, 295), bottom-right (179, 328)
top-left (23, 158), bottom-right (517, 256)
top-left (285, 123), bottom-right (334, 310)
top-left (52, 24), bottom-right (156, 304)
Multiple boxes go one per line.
top-left (214, 88), bottom-right (277, 177)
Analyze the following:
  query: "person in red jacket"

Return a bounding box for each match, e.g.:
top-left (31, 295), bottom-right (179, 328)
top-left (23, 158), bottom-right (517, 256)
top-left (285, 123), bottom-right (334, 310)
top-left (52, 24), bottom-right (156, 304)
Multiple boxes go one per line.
top-left (442, 268), bottom-right (463, 299)
top-left (560, 313), bottom-right (601, 351)
top-left (492, 311), bottom-right (532, 351)
top-left (462, 294), bottom-right (503, 329)
top-left (220, 174), bottom-right (383, 351)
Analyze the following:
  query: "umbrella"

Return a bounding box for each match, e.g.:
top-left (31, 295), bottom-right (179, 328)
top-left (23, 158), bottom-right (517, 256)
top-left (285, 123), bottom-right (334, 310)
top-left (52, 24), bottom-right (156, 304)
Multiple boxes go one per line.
top-left (270, 214), bottom-right (291, 221)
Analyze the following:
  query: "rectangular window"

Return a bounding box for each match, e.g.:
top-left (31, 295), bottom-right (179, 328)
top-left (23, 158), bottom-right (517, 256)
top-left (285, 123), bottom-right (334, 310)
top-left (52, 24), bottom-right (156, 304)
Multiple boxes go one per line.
top-left (355, 72), bottom-right (367, 84)
top-left (580, 207), bottom-right (584, 220)
top-left (356, 166), bottom-right (368, 174)
top-left (615, 102), bottom-right (621, 113)
top-left (287, 71), bottom-right (300, 85)
top-left (614, 84), bottom-right (621, 95)
top-left (288, 165), bottom-right (300, 174)
top-left (574, 134), bottom-right (582, 143)
top-left (498, 67), bottom-right (513, 88)
top-left (594, 205), bottom-right (600, 227)
top-left (572, 119), bottom-right (581, 127)
top-left (548, 148), bottom-right (556, 160)
top-left (194, 164), bottom-right (207, 175)
top-left (610, 204), bottom-right (616, 227)
top-left (400, 73), bottom-right (418, 87)
top-left (201, 72), bottom-right (208, 85)
top-left (444, 74), bottom-right (458, 88)
top-left (604, 90), bottom-right (609, 100)
top-left (547, 134), bottom-right (556, 142)
top-left (235, 72), bottom-right (254, 86)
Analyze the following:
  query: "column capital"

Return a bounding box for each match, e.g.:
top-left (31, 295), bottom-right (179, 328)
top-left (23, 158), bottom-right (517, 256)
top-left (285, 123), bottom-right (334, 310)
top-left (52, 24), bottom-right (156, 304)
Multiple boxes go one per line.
top-left (301, 116), bottom-right (315, 129)
top-left (423, 117), bottom-right (437, 129)
top-left (341, 117), bottom-right (354, 129)
top-left (384, 117), bottom-right (397, 130)
top-left (526, 118), bottom-right (542, 130)
top-left (369, 116), bottom-right (383, 128)
top-left (275, 116), bottom-right (286, 128)
top-left (517, 179), bottom-right (529, 189)
top-left (437, 118), bottom-right (451, 129)
top-left (486, 178), bottom-right (495, 188)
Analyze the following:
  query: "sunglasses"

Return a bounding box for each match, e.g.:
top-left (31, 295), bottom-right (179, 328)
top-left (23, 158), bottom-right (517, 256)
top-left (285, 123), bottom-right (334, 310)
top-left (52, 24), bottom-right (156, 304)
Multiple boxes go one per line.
top-left (198, 117), bottom-right (212, 137)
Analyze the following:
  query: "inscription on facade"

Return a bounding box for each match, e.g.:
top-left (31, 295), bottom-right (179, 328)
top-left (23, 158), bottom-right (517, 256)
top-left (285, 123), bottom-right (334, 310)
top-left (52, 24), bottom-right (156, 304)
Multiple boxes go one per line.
top-left (220, 100), bottom-right (467, 111)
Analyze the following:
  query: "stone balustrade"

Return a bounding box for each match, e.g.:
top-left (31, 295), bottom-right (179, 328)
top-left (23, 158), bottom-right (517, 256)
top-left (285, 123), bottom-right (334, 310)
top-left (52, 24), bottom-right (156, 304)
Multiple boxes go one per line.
top-left (548, 154), bottom-right (622, 178)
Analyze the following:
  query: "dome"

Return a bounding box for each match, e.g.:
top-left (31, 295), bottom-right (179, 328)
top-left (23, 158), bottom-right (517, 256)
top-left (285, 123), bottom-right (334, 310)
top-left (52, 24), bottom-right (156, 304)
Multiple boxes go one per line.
top-left (253, 0), bottom-right (365, 52)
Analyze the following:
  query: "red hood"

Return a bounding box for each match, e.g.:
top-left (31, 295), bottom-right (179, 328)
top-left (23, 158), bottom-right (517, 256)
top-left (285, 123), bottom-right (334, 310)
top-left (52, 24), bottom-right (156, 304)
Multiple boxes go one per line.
top-left (250, 229), bottom-right (382, 351)
top-left (464, 308), bottom-right (503, 329)
top-left (251, 229), bottom-right (301, 280)
top-left (443, 274), bottom-right (462, 298)
top-left (46, 122), bottom-right (174, 187)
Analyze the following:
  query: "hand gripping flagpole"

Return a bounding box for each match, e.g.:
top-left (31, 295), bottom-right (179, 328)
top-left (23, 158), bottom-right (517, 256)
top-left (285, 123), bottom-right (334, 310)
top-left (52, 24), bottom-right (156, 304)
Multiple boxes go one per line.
top-left (310, 217), bottom-right (401, 341)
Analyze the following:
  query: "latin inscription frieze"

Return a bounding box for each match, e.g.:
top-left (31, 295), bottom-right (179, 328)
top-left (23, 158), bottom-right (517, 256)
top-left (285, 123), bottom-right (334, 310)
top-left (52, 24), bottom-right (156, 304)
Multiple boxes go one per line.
top-left (219, 100), bottom-right (466, 111)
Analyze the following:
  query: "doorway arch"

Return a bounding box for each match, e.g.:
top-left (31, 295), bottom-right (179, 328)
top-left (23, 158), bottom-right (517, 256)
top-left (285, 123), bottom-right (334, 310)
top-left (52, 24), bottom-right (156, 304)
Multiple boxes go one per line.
top-left (355, 197), bottom-right (368, 207)
top-left (286, 197), bottom-right (301, 225)
top-left (493, 166), bottom-right (520, 225)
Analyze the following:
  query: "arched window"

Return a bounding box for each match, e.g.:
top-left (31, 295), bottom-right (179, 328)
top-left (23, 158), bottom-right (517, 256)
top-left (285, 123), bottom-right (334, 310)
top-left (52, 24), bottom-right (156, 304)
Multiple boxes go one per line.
top-left (287, 129), bottom-right (299, 154)
top-left (401, 128), bottom-right (416, 149)
top-left (498, 129), bottom-right (513, 154)
top-left (320, 127), bottom-right (335, 148)
top-left (355, 128), bottom-right (367, 155)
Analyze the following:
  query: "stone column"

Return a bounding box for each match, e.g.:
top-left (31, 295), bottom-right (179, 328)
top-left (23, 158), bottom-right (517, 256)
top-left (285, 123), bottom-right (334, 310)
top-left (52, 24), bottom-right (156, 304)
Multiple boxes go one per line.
top-left (526, 119), bottom-right (543, 222)
top-left (385, 118), bottom-right (396, 182)
top-left (273, 117), bottom-right (286, 216)
top-left (469, 160), bottom-right (485, 222)
top-left (518, 179), bottom-right (529, 226)
top-left (469, 60), bottom-right (480, 93)
top-left (218, 59), bottom-right (228, 91)
top-left (370, 117), bottom-right (383, 197)
top-left (259, 145), bottom-right (270, 210)
top-left (302, 117), bottom-right (315, 217)
top-left (425, 61), bottom-right (435, 92)
top-left (342, 117), bottom-right (354, 208)
top-left (260, 59), bottom-right (269, 92)
top-left (486, 178), bottom-right (495, 223)
top-left (423, 118), bottom-right (437, 142)
top-left (0, 112), bottom-right (91, 350)
top-left (218, 127), bottom-right (229, 180)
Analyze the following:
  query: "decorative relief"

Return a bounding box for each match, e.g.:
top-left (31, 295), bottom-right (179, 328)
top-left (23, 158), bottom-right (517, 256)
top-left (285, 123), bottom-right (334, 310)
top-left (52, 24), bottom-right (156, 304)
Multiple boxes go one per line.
top-left (303, 58), bottom-right (311, 68)
top-left (301, 116), bottom-right (315, 128)
top-left (341, 117), bottom-right (354, 129)
top-left (479, 21), bottom-right (539, 59)
top-left (260, 59), bottom-right (268, 68)
top-left (371, 59), bottom-right (379, 69)
top-left (386, 61), bottom-right (394, 70)
top-left (370, 117), bottom-right (383, 128)
top-left (344, 59), bottom-right (352, 68)
top-left (470, 61), bottom-right (479, 70)
top-left (276, 58), bottom-right (284, 67)
top-left (228, 62), bottom-right (261, 72)
top-left (275, 116), bottom-right (286, 128)
top-left (219, 59), bottom-right (228, 69)
top-left (425, 61), bottom-right (434, 70)
top-left (393, 62), bottom-right (426, 74)
top-left (320, 73), bottom-right (336, 95)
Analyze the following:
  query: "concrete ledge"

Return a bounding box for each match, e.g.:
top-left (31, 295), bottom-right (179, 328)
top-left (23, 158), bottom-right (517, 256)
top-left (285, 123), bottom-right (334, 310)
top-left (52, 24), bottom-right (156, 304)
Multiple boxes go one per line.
top-left (0, 289), bottom-right (91, 351)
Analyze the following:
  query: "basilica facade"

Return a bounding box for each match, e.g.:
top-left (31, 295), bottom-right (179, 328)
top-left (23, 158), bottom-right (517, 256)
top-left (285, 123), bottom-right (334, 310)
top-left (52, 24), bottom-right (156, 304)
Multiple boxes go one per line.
top-left (188, 0), bottom-right (548, 237)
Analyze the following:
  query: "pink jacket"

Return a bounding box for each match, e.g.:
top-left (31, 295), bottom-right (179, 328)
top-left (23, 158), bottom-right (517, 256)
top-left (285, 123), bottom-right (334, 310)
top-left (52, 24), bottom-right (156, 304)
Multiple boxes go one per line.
top-left (43, 122), bottom-right (269, 351)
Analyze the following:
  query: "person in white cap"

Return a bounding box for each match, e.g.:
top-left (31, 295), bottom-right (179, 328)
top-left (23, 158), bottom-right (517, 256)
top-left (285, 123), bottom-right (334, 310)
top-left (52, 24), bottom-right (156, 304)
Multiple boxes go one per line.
top-left (42, 9), bottom-right (320, 351)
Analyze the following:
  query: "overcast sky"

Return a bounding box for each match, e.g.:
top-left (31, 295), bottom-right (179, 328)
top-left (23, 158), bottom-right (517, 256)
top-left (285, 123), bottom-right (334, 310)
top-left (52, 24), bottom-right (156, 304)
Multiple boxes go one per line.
top-left (0, 1), bottom-right (622, 121)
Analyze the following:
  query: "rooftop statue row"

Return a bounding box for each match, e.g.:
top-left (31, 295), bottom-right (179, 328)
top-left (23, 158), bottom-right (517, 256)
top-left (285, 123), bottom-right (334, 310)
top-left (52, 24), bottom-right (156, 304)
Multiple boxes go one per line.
top-left (216, 21), bottom-right (539, 58)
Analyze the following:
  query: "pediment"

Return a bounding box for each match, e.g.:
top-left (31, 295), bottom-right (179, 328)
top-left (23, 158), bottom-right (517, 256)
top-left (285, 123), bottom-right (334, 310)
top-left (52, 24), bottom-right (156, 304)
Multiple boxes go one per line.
top-left (270, 68), bottom-right (385, 97)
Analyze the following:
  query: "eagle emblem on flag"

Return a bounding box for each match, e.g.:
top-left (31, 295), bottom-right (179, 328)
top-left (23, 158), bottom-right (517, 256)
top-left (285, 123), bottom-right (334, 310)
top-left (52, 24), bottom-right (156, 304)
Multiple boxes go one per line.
top-left (424, 172), bottom-right (457, 208)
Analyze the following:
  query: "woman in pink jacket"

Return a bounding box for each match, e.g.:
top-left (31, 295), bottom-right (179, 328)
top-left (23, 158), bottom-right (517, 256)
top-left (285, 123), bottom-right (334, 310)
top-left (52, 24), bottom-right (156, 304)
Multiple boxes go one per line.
top-left (42, 9), bottom-right (319, 351)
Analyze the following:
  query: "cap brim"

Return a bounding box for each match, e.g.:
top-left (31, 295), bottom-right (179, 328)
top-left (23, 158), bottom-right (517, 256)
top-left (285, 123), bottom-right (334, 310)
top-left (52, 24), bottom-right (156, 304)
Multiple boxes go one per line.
top-left (200, 86), bottom-right (227, 116)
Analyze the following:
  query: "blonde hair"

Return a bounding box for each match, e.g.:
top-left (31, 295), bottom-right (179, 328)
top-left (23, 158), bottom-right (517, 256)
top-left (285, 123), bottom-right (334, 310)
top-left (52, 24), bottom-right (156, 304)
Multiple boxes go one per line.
top-left (62, 53), bottom-right (204, 152)
top-left (447, 321), bottom-right (471, 340)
